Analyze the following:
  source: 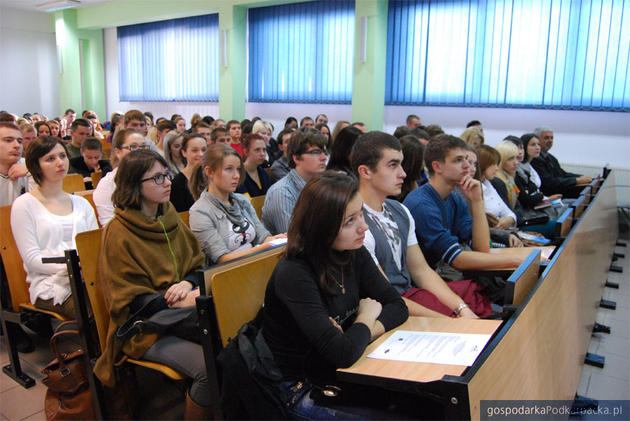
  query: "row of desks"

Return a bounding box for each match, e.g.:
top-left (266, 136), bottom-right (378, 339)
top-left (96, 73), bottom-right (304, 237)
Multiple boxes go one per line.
top-left (336, 173), bottom-right (618, 419)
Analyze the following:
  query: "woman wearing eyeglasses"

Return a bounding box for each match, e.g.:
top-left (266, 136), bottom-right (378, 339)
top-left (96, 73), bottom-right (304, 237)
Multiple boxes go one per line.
top-left (189, 144), bottom-right (285, 264)
top-left (11, 136), bottom-right (98, 319)
top-left (94, 149), bottom-right (212, 419)
top-left (235, 133), bottom-right (272, 198)
top-left (93, 128), bottom-right (148, 226)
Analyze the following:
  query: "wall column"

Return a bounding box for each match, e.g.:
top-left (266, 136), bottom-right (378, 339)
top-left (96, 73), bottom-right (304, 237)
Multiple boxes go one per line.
top-left (219, 5), bottom-right (247, 121)
top-left (54, 9), bottom-right (106, 118)
top-left (351, 0), bottom-right (388, 131)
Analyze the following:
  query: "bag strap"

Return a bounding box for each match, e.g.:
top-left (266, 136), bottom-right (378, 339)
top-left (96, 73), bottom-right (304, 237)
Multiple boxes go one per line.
top-left (50, 322), bottom-right (82, 370)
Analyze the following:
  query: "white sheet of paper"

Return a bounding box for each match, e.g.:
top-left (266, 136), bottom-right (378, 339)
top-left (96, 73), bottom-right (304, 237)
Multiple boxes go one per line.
top-left (268, 238), bottom-right (288, 246)
top-left (367, 330), bottom-right (492, 366)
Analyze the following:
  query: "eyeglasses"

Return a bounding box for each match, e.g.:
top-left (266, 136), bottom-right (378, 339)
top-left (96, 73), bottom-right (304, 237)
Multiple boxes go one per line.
top-left (302, 148), bottom-right (328, 156)
top-left (120, 144), bottom-right (150, 151)
top-left (141, 172), bottom-right (173, 185)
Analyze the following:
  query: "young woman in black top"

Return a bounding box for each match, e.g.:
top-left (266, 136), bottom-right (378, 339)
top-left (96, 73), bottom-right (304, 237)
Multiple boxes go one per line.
top-left (236, 133), bottom-right (271, 198)
top-left (169, 133), bottom-right (207, 212)
top-left (262, 171), bottom-right (408, 418)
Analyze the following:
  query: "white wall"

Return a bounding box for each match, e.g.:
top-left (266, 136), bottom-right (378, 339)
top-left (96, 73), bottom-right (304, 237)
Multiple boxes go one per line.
top-left (104, 27), bottom-right (630, 170)
top-left (0, 7), bottom-right (59, 117)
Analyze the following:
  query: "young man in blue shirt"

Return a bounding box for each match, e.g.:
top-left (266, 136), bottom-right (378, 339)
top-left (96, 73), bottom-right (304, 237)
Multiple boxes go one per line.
top-left (404, 135), bottom-right (523, 276)
top-left (352, 132), bottom-right (486, 318)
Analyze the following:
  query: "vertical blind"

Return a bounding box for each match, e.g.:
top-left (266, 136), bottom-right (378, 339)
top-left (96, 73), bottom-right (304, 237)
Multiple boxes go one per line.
top-left (118, 14), bottom-right (219, 102)
top-left (385, 0), bottom-right (630, 111)
top-left (248, 0), bottom-right (355, 103)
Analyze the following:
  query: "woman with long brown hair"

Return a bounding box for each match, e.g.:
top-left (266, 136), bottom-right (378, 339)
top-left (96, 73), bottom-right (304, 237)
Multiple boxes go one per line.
top-left (262, 171), bottom-right (408, 418)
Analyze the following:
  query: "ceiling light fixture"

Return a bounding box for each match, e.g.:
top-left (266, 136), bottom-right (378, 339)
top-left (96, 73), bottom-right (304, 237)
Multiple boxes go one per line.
top-left (36, 0), bottom-right (81, 12)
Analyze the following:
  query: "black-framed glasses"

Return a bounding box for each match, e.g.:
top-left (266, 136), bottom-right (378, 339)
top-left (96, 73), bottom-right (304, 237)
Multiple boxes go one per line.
top-left (120, 144), bottom-right (150, 151)
top-left (141, 172), bottom-right (173, 185)
top-left (302, 148), bottom-right (328, 156)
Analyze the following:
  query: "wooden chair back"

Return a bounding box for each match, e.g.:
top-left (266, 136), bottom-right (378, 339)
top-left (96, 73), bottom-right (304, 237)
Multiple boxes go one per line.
top-left (0, 206), bottom-right (29, 312)
top-left (73, 190), bottom-right (98, 222)
top-left (62, 173), bottom-right (86, 193)
top-left (74, 229), bottom-right (184, 380)
top-left (102, 142), bottom-right (112, 159)
top-left (75, 229), bottom-right (109, 349)
top-left (178, 211), bottom-right (190, 228)
top-left (210, 248), bottom-right (283, 347)
top-left (554, 207), bottom-right (574, 238)
top-left (504, 249), bottom-right (541, 305)
top-left (572, 195), bottom-right (588, 220)
top-left (250, 195), bottom-right (266, 219)
top-left (91, 171), bottom-right (103, 188)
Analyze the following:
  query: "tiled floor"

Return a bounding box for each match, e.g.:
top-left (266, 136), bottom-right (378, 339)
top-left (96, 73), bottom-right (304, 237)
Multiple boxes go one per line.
top-left (1, 234), bottom-right (629, 420)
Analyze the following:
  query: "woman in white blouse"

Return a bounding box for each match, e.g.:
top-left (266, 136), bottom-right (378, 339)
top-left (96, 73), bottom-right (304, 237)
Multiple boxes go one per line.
top-left (11, 136), bottom-right (98, 319)
top-left (476, 145), bottom-right (517, 229)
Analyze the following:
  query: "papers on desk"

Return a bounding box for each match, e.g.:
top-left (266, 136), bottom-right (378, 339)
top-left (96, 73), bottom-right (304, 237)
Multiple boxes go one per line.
top-left (367, 330), bottom-right (492, 366)
top-left (267, 238), bottom-right (288, 246)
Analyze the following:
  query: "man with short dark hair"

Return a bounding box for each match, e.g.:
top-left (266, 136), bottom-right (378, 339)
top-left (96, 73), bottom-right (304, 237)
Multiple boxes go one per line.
top-left (404, 135), bottom-right (523, 278)
top-left (67, 119), bottom-right (91, 159)
top-left (262, 129), bottom-right (328, 234)
top-left (60, 108), bottom-right (76, 138)
top-left (269, 128), bottom-right (295, 183)
top-left (123, 109), bottom-right (160, 153)
top-left (315, 114), bottom-right (328, 125)
top-left (352, 132), bottom-right (485, 318)
top-left (226, 119), bottom-right (243, 155)
top-left (352, 122), bottom-right (366, 133)
top-left (299, 116), bottom-right (314, 129)
top-left (531, 126), bottom-right (594, 198)
top-left (406, 114), bottom-right (421, 129)
top-left (0, 122), bottom-right (32, 206)
top-left (192, 121), bottom-right (211, 145)
top-left (211, 127), bottom-right (229, 145)
top-left (69, 137), bottom-right (112, 188)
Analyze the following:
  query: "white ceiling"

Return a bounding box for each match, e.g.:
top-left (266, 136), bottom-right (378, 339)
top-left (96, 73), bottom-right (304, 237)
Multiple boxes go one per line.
top-left (0, 0), bottom-right (113, 11)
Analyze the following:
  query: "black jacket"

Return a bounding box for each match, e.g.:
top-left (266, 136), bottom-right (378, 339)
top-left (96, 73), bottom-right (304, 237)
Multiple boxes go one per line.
top-left (530, 152), bottom-right (582, 198)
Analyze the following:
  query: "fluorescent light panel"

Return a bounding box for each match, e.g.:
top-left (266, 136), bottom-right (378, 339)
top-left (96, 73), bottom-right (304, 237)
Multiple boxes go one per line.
top-left (36, 0), bottom-right (81, 12)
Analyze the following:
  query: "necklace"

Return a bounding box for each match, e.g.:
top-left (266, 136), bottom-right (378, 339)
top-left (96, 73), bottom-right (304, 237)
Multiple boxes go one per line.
top-left (333, 268), bottom-right (345, 294)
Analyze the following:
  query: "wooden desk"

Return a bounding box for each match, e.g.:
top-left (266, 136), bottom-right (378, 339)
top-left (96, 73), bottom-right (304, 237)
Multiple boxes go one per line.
top-left (336, 172), bottom-right (618, 420)
top-left (486, 246), bottom-right (553, 270)
top-left (338, 318), bottom-right (502, 384)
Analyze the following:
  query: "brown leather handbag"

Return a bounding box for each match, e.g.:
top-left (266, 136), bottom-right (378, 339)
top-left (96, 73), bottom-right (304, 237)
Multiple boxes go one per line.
top-left (41, 321), bottom-right (95, 421)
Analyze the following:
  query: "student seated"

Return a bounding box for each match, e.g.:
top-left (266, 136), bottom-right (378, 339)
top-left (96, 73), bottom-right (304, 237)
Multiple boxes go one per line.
top-left (262, 171), bottom-right (408, 418)
top-left (326, 126), bottom-right (362, 173)
top-left (163, 130), bottom-right (185, 175)
top-left (269, 128), bottom-right (294, 183)
top-left (93, 150), bottom-right (212, 418)
top-left (68, 137), bottom-right (113, 189)
top-left (518, 133), bottom-right (567, 218)
top-left (351, 132), bottom-right (489, 318)
top-left (236, 133), bottom-right (272, 198)
top-left (530, 126), bottom-right (594, 198)
top-left (11, 136), bottom-right (98, 319)
top-left (403, 135), bottom-right (524, 280)
top-left (394, 134), bottom-right (426, 202)
top-left (66, 119), bottom-right (91, 159)
top-left (169, 134), bottom-right (207, 212)
top-left (93, 129), bottom-right (147, 226)
top-left (262, 128), bottom-right (328, 234)
top-left (493, 141), bottom-right (557, 237)
top-left (0, 122), bottom-right (33, 206)
top-left (189, 145), bottom-right (284, 265)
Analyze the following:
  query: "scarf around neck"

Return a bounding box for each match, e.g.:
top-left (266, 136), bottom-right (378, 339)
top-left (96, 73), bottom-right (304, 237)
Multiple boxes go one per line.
top-left (206, 191), bottom-right (249, 229)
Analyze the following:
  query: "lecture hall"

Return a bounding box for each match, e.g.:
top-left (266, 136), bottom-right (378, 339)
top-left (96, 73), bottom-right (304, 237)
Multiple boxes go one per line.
top-left (0, 0), bottom-right (628, 420)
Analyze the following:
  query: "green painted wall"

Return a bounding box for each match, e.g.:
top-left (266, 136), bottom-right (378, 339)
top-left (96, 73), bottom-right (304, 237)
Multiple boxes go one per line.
top-left (219, 4), bottom-right (247, 121)
top-left (55, 9), bottom-right (106, 118)
top-left (351, 0), bottom-right (388, 131)
top-left (61, 0), bottom-right (389, 127)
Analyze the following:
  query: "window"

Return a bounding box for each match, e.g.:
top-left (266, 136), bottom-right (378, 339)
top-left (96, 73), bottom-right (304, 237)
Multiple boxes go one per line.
top-left (118, 14), bottom-right (219, 101)
top-left (385, 0), bottom-right (629, 111)
top-left (248, 0), bottom-right (355, 103)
